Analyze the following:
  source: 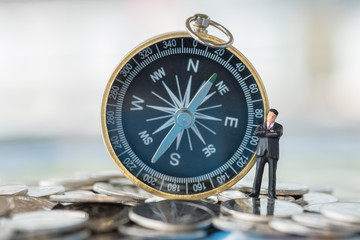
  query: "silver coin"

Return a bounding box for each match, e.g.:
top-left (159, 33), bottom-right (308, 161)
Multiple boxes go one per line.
top-left (145, 196), bottom-right (166, 203)
top-left (292, 212), bottom-right (360, 232)
top-left (178, 200), bottom-right (220, 216)
top-left (87, 232), bottom-right (119, 240)
top-left (0, 197), bottom-right (13, 217)
top-left (320, 202), bottom-right (360, 224)
top-left (54, 202), bottom-right (130, 232)
top-left (39, 176), bottom-right (95, 189)
top-left (109, 178), bottom-right (136, 186)
top-left (259, 194), bottom-right (295, 202)
top-left (212, 215), bottom-right (254, 232)
top-left (118, 223), bottom-right (206, 239)
top-left (144, 198), bottom-right (220, 216)
top-left (14, 228), bottom-right (91, 240)
top-left (0, 184), bottom-right (28, 195)
top-left (309, 185), bottom-right (333, 194)
top-left (237, 181), bottom-right (309, 196)
top-left (269, 218), bottom-right (355, 238)
top-left (303, 192), bottom-right (338, 205)
top-left (304, 203), bottom-right (323, 213)
top-left (27, 185), bottom-right (65, 197)
top-left (9, 196), bottom-right (56, 215)
top-left (49, 190), bottom-right (134, 204)
top-left (0, 223), bottom-right (13, 240)
top-left (93, 182), bottom-right (153, 200)
top-left (217, 190), bottom-right (248, 202)
top-left (51, 229), bottom-right (91, 240)
top-left (292, 196), bottom-right (307, 206)
top-left (202, 195), bottom-right (219, 204)
top-left (221, 198), bottom-right (303, 222)
top-left (129, 200), bottom-right (214, 232)
top-left (4, 210), bottom-right (88, 234)
top-left (249, 222), bottom-right (290, 238)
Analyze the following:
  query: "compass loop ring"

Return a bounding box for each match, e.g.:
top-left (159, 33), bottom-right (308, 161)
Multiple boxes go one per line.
top-left (186, 13), bottom-right (234, 49)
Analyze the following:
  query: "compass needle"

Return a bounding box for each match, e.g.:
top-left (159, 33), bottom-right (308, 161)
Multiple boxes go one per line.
top-left (151, 124), bottom-right (182, 163)
top-left (152, 117), bottom-right (175, 135)
top-left (187, 73), bottom-right (217, 113)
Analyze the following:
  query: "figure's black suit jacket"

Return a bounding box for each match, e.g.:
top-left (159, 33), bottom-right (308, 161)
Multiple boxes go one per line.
top-left (254, 122), bottom-right (283, 160)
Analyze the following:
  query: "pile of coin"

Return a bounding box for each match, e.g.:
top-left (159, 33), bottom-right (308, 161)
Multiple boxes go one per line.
top-left (0, 171), bottom-right (359, 239)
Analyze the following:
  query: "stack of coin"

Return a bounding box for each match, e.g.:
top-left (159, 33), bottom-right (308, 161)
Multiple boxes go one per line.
top-left (212, 180), bottom-right (360, 238)
top-left (1, 210), bottom-right (90, 239)
top-left (120, 200), bottom-right (215, 239)
top-left (213, 197), bottom-right (304, 238)
top-left (54, 202), bottom-right (130, 233)
top-left (0, 172), bottom-right (359, 239)
top-left (232, 180), bottom-right (310, 205)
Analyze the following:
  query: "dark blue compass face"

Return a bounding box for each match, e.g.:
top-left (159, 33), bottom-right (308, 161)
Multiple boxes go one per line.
top-left (104, 36), bottom-right (266, 196)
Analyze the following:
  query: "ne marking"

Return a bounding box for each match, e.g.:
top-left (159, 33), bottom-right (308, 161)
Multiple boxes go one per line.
top-left (230, 165), bottom-right (237, 174)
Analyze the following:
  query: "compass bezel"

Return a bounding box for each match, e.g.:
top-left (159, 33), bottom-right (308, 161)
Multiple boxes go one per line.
top-left (101, 32), bottom-right (269, 199)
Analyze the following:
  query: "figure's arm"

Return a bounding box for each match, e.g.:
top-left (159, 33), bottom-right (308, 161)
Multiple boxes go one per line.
top-left (266, 125), bottom-right (283, 138)
top-left (254, 125), bottom-right (266, 137)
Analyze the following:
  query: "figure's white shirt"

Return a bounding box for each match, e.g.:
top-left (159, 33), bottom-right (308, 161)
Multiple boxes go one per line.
top-left (267, 122), bottom-right (274, 129)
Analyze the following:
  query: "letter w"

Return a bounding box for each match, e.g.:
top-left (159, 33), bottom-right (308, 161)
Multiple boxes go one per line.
top-left (130, 95), bottom-right (144, 110)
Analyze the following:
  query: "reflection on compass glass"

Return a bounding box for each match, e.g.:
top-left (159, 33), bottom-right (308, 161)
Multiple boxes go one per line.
top-left (103, 33), bottom-right (267, 198)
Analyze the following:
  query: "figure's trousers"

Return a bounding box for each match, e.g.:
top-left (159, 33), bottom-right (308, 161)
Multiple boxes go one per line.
top-left (251, 156), bottom-right (278, 198)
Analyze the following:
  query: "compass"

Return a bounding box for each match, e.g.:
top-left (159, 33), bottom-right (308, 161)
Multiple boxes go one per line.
top-left (101, 14), bottom-right (269, 199)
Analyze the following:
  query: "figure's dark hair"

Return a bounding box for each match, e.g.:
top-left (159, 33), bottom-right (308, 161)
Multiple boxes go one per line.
top-left (269, 108), bottom-right (279, 116)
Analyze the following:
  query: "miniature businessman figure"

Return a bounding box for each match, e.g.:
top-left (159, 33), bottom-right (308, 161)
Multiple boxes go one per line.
top-left (249, 108), bottom-right (283, 199)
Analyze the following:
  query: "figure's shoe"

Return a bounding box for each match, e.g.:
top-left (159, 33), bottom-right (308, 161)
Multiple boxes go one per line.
top-left (248, 192), bottom-right (259, 198)
top-left (268, 195), bottom-right (277, 199)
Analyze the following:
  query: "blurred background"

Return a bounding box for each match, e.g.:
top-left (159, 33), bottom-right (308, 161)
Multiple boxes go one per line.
top-left (0, 0), bottom-right (359, 200)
